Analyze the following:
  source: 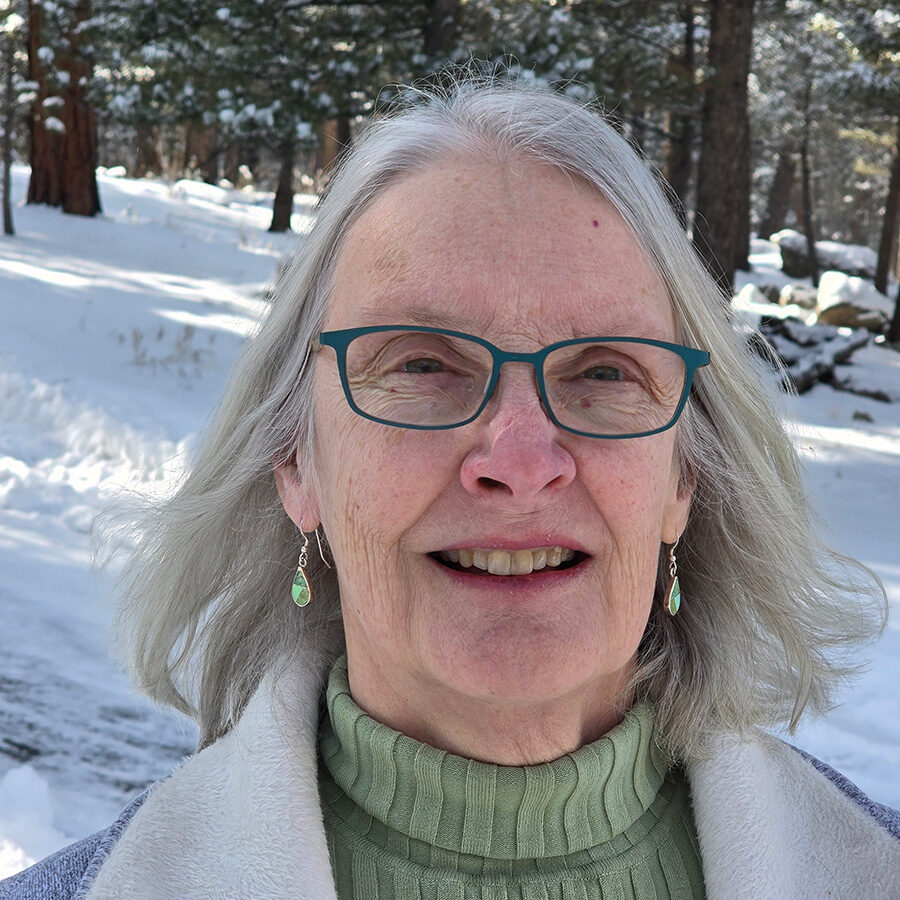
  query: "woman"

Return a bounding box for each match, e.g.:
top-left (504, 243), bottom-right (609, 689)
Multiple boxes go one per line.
top-left (2, 79), bottom-right (897, 900)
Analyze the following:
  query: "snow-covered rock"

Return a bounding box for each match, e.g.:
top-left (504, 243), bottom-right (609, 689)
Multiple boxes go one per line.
top-left (779, 284), bottom-right (818, 310)
top-left (734, 283), bottom-right (773, 309)
top-left (171, 179), bottom-right (232, 206)
top-left (770, 230), bottom-right (879, 280)
top-left (816, 271), bottom-right (892, 332)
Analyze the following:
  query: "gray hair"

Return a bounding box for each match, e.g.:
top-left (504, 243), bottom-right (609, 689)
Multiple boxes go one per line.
top-left (101, 76), bottom-right (887, 761)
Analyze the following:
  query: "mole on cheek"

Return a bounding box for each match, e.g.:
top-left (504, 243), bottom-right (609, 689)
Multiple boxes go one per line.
top-left (592, 220), bottom-right (599, 228)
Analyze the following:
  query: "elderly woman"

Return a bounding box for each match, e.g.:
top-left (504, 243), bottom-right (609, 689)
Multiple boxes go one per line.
top-left (2, 80), bottom-right (897, 900)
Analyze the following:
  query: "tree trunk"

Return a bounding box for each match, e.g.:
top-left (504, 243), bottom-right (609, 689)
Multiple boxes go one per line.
top-left (59, 72), bottom-right (100, 216)
top-left (3, 31), bottom-right (15, 235)
top-left (758, 145), bottom-right (795, 239)
top-left (692, 0), bottom-right (755, 296)
top-left (26, 0), bottom-right (100, 216)
top-left (184, 124), bottom-right (218, 182)
top-left (799, 75), bottom-right (819, 287)
top-left (133, 122), bottom-right (162, 178)
top-left (27, 0), bottom-right (63, 207)
top-left (223, 140), bottom-right (242, 185)
top-left (630, 106), bottom-right (647, 155)
top-left (200, 127), bottom-right (220, 185)
top-left (734, 136), bottom-right (752, 271)
top-left (663, 2), bottom-right (696, 228)
top-left (269, 137), bottom-right (295, 233)
top-left (888, 277), bottom-right (900, 344)
top-left (423, 0), bottom-right (458, 57)
top-left (875, 116), bottom-right (900, 295)
top-left (315, 115), bottom-right (351, 183)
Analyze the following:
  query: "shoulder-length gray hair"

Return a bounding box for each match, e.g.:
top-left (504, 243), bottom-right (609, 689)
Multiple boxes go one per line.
top-left (102, 76), bottom-right (887, 761)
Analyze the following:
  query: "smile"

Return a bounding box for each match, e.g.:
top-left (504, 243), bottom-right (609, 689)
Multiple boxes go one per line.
top-left (434, 546), bottom-right (580, 575)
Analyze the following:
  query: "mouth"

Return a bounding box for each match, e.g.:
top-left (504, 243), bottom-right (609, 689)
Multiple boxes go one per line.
top-left (429, 546), bottom-right (587, 576)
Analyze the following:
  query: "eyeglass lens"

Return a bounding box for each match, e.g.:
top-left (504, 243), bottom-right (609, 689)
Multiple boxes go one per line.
top-left (344, 330), bottom-right (687, 436)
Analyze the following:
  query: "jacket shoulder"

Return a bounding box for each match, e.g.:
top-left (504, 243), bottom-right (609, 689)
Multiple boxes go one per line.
top-left (786, 741), bottom-right (900, 841)
top-left (0, 784), bottom-right (157, 900)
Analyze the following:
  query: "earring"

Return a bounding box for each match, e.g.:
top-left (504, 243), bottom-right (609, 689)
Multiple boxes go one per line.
top-left (292, 533), bottom-right (312, 607)
top-left (664, 538), bottom-right (681, 617)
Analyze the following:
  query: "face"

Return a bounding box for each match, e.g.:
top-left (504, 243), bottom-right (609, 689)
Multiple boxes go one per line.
top-left (277, 154), bottom-right (692, 730)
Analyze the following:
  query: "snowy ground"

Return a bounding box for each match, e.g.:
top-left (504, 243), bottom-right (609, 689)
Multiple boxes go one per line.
top-left (1, 170), bottom-right (899, 878)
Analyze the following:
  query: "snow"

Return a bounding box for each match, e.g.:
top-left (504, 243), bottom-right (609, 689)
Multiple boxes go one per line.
top-left (0, 170), bottom-right (898, 879)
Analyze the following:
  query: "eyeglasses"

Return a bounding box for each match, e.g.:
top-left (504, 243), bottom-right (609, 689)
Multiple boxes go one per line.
top-left (314, 325), bottom-right (710, 439)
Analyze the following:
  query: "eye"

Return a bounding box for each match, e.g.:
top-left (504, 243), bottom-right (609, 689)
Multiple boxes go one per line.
top-left (402, 357), bottom-right (445, 374)
top-left (582, 365), bottom-right (624, 381)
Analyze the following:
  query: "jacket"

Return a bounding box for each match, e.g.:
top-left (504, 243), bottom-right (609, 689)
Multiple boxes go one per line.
top-left (2, 646), bottom-right (898, 900)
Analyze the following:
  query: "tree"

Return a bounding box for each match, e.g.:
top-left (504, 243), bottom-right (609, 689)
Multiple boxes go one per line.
top-left (662, 2), bottom-right (697, 226)
top-left (832, 2), bottom-right (900, 295)
top-left (1, 0), bottom-right (25, 235)
top-left (26, 0), bottom-right (101, 215)
top-left (693, 0), bottom-right (755, 295)
top-left (875, 117), bottom-right (899, 297)
top-left (757, 145), bottom-right (795, 239)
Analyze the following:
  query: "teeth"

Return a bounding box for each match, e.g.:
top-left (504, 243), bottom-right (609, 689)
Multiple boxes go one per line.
top-left (487, 551), bottom-right (511, 575)
top-left (511, 550), bottom-right (533, 575)
top-left (438, 546), bottom-right (577, 575)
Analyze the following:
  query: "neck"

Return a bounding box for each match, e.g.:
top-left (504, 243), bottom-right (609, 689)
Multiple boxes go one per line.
top-left (343, 641), bottom-right (636, 766)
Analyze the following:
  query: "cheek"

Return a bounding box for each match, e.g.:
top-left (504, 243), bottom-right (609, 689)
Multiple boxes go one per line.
top-left (314, 401), bottom-right (456, 551)
top-left (580, 438), bottom-right (678, 540)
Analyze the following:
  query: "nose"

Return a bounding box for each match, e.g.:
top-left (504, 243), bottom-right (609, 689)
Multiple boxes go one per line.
top-left (459, 363), bottom-right (576, 501)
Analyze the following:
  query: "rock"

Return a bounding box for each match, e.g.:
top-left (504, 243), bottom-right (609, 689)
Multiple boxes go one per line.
top-left (816, 271), bottom-right (891, 333)
top-left (770, 229), bottom-right (879, 279)
top-left (756, 283), bottom-right (782, 304)
top-left (852, 410), bottom-right (874, 422)
top-left (771, 230), bottom-right (812, 277)
top-left (816, 303), bottom-right (887, 331)
top-left (779, 284), bottom-right (818, 310)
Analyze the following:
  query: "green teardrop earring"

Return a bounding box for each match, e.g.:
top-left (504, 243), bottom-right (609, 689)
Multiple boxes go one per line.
top-left (664, 538), bottom-right (681, 616)
top-left (291, 533), bottom-right (312, 608)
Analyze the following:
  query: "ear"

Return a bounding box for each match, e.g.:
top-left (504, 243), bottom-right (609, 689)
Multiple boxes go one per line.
top-left (274, 452), bottom-right (321, 533)
top-left (661, 458), bottom-right (695, 544)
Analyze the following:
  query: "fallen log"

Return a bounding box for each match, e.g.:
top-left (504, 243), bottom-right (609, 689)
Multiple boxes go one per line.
top-left (755, 318), bottom-right (871, 393)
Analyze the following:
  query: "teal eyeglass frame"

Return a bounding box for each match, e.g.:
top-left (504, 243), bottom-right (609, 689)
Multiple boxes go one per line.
top-left (315, 325), bottom-right (710, 439)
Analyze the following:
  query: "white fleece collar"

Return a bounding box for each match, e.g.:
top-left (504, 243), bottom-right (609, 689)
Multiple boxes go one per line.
top-left (83, 651), bottom-right (900, 900)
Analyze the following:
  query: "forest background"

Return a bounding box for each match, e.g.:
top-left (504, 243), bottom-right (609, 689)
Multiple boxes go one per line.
top-left (1, 0), bottom-right (899, 333)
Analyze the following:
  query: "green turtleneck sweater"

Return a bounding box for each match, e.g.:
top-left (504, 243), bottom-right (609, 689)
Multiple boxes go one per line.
top-left (317, 653), bottom-right (706, 899)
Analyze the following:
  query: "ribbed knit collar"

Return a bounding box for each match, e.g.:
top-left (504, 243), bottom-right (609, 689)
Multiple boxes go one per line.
top-left (318, 652), bottom-right (669, 860)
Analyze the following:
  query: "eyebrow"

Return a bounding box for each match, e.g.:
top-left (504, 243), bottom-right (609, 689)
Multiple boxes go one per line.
top-left (354, 302), bottom-right (479, 332)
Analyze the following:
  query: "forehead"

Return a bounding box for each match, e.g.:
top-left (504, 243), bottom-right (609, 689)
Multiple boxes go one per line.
top-left (328, 154), bottom-right (675, 342)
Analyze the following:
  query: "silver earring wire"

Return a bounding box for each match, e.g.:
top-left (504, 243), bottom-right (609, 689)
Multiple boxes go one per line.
top-left (314, 527), bottom-right (331, 569)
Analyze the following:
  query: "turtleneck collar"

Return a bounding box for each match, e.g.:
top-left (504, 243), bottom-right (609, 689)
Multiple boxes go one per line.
top-left (318, 652), bottom-right (669, 860)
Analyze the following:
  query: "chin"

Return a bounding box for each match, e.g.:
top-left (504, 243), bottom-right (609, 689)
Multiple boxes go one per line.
top-left (422, 625), bottom-right (605, 700)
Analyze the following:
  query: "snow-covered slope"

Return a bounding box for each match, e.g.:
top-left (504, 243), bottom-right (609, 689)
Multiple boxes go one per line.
top-left (1, 169), bottom-right (898, 877)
